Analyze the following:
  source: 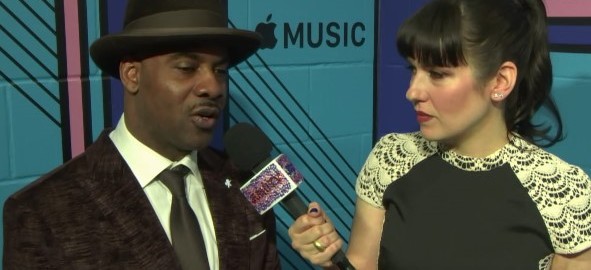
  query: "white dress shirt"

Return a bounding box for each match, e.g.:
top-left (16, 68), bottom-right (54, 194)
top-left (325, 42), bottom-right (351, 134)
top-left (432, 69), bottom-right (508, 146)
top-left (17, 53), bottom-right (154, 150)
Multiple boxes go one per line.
top-left (109, 115), bottom-right (219, 270)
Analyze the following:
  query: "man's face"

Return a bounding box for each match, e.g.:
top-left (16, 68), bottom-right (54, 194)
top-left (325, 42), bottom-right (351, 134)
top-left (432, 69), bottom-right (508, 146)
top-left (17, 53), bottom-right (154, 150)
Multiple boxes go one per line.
top-left (123, 47), bottom-right (229, 160)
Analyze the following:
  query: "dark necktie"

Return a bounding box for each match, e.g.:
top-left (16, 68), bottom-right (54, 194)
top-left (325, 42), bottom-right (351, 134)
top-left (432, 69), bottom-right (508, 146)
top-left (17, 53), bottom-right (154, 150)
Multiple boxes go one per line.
top-left (159, 166), bottom-right (210, 270)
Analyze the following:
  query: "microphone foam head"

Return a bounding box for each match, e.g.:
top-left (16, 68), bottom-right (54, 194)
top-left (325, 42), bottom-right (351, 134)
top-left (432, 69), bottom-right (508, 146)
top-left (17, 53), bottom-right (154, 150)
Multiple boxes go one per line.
top-left (223, 123), bottom-right (273, 171)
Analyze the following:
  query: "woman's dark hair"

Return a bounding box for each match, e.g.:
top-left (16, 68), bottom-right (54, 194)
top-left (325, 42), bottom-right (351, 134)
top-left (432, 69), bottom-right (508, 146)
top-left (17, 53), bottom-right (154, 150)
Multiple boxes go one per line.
top-left (396, 0), bottom-right (563, 147)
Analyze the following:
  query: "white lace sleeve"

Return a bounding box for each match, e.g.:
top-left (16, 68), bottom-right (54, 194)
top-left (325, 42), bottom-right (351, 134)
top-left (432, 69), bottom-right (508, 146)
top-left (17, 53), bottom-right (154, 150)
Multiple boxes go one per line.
top-left (538, 253), bottom-right (553, 270)
top-left (537, 164), bottom-right (591, 254)
top-left (355, 132), bottom-right (435, 208)
top-left (512, 145), bottom-right (591, 254)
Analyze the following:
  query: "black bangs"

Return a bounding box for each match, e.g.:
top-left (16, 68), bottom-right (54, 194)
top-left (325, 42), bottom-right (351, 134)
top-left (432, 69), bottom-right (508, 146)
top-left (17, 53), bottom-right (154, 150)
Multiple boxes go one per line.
top-left (396, 0), bottom-right (466, 67)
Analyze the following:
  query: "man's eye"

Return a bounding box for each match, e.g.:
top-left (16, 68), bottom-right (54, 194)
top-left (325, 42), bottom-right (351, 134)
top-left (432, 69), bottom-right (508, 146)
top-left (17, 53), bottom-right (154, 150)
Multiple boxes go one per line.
top-left (176, 66), bottom-right (196, 72)
top-left (215, 68), bottom-right (228, 75)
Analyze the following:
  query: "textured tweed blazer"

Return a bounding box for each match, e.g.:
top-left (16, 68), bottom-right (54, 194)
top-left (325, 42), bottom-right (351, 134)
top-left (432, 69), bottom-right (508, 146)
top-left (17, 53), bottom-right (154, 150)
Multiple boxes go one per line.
top-left (3, 130), bottom-right (280, 270)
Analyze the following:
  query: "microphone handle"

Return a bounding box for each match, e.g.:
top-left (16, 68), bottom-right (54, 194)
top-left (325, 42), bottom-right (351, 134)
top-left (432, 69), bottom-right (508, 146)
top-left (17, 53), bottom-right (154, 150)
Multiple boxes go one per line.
top-left (280, 192), bottom-right (357, 270)
top-left (280, 192), bottom-right (309, 219)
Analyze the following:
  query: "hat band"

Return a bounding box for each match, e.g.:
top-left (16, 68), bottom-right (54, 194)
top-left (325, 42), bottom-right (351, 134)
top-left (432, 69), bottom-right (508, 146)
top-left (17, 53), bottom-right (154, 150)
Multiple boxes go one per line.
top-left (124, 9), bottom-right (227, 32)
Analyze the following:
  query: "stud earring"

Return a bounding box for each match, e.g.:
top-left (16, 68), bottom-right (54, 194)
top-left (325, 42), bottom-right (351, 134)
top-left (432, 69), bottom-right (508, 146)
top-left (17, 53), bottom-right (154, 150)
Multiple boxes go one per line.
top-left (492, 92), bottom-right (504, 99)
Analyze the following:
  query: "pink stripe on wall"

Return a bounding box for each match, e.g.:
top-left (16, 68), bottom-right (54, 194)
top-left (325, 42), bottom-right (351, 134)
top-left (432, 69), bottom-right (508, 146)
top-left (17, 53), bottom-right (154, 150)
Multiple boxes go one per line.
top-left (63, 0), bottom-right (85, 157)
top-left (545, 0), bottom-right (591, 17)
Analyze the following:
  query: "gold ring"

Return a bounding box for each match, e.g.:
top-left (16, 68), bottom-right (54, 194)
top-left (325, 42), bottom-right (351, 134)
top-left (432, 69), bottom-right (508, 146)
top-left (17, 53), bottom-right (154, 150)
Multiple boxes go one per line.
top-left (313, 240), bottom-right (325, 252)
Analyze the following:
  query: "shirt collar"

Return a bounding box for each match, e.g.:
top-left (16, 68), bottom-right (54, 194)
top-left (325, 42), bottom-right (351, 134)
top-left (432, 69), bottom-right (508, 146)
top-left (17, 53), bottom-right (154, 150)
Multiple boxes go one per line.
top-left (109, 114), bottom-right (198, 188)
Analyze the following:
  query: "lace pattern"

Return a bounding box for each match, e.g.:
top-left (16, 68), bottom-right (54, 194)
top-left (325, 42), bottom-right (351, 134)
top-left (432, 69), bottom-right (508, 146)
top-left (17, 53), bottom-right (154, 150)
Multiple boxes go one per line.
top-left (355, 132), bottom-right (436, 208)
top-left (356, 132), bottom-right (591, 256)
top-left (538, 254), bottom-right (553, 270)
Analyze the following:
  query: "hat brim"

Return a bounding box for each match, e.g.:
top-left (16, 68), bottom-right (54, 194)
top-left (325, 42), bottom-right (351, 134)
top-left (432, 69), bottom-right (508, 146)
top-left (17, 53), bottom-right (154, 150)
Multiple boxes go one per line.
top-left (90, 28), bottom-right (261, 79)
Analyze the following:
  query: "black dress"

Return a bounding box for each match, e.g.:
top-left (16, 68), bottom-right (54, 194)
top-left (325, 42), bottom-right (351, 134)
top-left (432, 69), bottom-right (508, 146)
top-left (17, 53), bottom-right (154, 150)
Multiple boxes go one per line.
top-left (356, 132), bottom-right (591, 270)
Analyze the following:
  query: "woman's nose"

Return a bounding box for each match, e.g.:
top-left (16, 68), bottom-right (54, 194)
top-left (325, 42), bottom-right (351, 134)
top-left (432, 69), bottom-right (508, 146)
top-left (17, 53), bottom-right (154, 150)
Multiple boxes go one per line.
top-left (405, 73), bottom-right (426, 103)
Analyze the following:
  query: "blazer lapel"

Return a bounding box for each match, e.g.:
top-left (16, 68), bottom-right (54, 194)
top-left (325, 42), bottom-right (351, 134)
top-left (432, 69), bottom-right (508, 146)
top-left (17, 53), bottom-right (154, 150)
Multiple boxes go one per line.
top-left (82, 131), bottom-right (180, 269)
top-left (199, 148), bottom-right (251, 269)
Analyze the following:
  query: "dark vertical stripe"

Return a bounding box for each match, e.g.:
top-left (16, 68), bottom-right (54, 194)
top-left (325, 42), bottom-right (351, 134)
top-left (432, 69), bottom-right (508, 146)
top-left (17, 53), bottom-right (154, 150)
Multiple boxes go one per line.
top-left (78, 0), bottom-right (93, 147)
top-left (98, 0), bottom-right (113, 128)
top-left (55, 0), bottom-right (71, 161)
top-left (372, 0), bottom-right (380, 143)
top-left (103, 85), bottom-right (113, 128)
top-left (106, 0), bottom-right (126, 125)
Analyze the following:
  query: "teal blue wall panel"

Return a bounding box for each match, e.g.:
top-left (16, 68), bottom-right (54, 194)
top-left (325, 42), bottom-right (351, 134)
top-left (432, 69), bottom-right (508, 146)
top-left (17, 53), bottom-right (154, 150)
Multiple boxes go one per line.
top-left (544, 52), bottom-right (591, 174)
top-left (0, 89), bottom-right (9, 180)
top-left (8, 87), bottom-right (62, 177)
top-left (309, 65), bottom-right (373, 139)
top-left (0, 1), bottom-right (58, 81)
top-left (228, 66), bottom-right (311, 141)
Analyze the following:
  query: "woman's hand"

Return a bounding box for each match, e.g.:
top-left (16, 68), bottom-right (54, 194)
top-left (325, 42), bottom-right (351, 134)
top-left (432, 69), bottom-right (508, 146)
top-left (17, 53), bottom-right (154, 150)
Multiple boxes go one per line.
top-left (288, 202), bottom-right (344, 267)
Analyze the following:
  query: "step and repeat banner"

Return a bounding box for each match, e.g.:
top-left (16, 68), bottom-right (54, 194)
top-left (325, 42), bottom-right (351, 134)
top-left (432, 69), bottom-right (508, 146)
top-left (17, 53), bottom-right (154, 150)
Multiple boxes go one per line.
top-left (1, 0), bottom-right (588, 268)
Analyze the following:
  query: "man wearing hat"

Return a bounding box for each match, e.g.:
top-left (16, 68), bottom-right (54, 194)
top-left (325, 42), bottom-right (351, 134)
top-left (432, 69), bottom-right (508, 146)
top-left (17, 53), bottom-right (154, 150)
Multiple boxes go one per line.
top-left (3, 0), bottom-right (281, 269)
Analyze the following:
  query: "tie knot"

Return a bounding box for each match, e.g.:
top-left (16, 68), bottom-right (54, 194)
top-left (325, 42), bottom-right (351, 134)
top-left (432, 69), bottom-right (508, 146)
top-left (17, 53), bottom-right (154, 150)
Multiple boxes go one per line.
top-left (159, 165), bottom-right (191, 198)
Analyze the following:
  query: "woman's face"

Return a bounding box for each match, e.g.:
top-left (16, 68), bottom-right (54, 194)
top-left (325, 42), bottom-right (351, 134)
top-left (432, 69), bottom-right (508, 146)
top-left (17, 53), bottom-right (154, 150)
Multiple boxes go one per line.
top-left (405, 58), bottom-right (497, 146)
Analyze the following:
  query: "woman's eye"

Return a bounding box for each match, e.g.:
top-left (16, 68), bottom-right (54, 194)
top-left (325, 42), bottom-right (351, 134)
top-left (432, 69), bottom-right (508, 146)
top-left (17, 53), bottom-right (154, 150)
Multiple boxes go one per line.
top-left (429, 70), bottom-right (445, 79)
top-left (406, 65), bottom-right (417, 74)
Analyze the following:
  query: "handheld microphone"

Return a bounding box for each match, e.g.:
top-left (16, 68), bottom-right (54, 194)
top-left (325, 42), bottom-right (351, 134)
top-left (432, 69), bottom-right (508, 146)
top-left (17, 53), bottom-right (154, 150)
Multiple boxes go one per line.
top-left (223, 123), bottom-right (356, 270)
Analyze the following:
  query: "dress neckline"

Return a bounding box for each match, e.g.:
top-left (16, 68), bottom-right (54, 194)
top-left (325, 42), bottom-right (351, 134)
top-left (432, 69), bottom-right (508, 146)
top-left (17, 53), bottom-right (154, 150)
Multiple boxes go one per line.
top-left (437, 134), bottom-right (526, 171)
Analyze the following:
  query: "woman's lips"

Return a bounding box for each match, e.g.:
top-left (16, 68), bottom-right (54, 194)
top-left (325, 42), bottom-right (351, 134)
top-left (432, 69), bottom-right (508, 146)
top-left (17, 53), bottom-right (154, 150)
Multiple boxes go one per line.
top-left (416, 111), bottom-right (433, 123)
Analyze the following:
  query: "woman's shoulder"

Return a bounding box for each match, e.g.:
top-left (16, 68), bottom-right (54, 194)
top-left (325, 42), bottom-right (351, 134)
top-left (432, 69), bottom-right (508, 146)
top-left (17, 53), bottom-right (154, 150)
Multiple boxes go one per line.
top-left (508, 136), bottom-right (589, 179)
top-left (356, 132), bottom-right (438, 208)
top-left (509, 136), bottom-right (591, 254)
top-left (368, 132), bottom-right (438, 176)
top-left (373, 131), bottom-right (438, 157)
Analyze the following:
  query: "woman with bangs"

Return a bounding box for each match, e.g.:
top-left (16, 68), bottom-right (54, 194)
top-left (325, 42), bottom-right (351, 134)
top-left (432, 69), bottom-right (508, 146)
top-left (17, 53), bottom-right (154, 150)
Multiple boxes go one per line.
top-left (288, 0), bottom-right (591, 269)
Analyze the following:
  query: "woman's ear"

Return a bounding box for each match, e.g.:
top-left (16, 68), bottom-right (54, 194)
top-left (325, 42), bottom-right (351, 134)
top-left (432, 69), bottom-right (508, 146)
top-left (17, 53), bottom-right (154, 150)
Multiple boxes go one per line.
top-left (490, 61), bottom-right (517, 102)
top-left (119, 60), bottom-right (140, 94)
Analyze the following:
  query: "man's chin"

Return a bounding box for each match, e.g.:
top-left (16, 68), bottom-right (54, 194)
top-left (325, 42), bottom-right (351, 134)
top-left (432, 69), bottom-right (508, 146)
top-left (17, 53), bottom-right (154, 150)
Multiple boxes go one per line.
top-left (188, 133), bottom-right (214, 150)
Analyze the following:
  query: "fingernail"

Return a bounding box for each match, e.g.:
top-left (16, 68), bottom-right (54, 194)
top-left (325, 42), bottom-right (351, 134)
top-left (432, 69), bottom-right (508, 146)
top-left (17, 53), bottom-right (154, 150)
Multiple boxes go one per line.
top-left (309, 208), bottom-right (318, 213)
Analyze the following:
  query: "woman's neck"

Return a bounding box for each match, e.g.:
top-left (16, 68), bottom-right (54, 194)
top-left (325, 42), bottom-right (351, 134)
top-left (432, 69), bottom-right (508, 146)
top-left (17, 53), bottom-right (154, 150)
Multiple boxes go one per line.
top-left (444, 112), bottom-right (510, 158)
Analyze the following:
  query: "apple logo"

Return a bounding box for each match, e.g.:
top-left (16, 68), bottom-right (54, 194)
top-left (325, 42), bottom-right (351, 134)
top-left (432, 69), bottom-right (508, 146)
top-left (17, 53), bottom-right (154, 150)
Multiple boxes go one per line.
top-left (255, 14), bottom-right (278, 49)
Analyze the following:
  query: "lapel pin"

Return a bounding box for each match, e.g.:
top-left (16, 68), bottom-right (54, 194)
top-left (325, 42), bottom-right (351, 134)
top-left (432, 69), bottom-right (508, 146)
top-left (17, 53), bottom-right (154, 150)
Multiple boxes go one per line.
top-left (224, 179), bottom-right (232, 188)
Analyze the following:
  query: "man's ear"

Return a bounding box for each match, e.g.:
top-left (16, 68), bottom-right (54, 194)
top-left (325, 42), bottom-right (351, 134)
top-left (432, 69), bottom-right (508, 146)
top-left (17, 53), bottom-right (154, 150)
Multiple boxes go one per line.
top-left (119, 60), bottom-right (140, 94)
top-left (489, 61), bottom-right (517, 102)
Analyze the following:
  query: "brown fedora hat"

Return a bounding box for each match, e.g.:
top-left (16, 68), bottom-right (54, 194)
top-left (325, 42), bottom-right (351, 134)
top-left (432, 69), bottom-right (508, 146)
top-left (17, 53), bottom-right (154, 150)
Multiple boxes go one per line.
top-left (90, 0), bottom-right (261, 79)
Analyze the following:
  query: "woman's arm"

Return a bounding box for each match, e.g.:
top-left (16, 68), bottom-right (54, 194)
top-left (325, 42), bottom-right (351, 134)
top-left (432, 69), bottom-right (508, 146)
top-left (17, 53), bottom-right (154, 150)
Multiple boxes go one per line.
top-left (345, 198), bottom-right (385, 270)
top-left (551, 248), bottom-right (591, 270)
